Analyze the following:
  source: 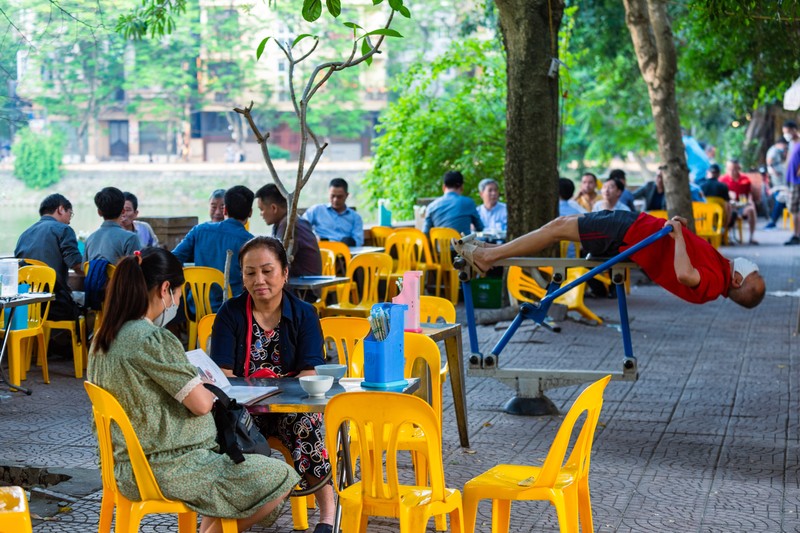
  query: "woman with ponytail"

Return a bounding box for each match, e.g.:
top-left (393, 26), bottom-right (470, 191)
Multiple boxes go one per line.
top-left (88, 248), bottom-right (298, 532)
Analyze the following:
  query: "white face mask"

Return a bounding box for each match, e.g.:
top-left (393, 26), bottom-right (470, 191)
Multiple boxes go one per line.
top-left (733, 257), bottom-right (759, 281)
top-left (157, 288), bottom-right (178, 327)
top-left (784, 133), bottom-right (794, 143)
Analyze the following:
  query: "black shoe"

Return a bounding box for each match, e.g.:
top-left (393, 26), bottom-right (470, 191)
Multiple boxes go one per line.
top-left (785, 236), bottom-right (800, 246)
top-left (314, 524), bottom-right (333, 533)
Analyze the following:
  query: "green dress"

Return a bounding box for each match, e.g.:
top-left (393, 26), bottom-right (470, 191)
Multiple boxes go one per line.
top-left (87, 319), bottom-right (299, 519)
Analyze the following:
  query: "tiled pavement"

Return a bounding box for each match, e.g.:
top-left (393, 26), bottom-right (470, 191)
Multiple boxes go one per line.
top-left (1, 225), bottom-right (799, 532)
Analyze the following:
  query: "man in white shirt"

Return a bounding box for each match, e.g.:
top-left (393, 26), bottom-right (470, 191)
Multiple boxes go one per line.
top-left (593, 177), bottom-right (632, 212)
top-left (477, 178), bottom-right (507, 232)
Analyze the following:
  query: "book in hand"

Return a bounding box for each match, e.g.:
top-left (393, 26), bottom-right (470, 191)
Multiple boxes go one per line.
top-left (186, 349), bottom-right (280, 405)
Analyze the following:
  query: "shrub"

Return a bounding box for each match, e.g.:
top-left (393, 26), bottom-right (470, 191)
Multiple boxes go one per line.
top-left (12, 128), bottom-right (66, 189)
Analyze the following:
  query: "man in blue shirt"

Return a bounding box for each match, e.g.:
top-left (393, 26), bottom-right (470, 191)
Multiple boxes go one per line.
top-left (173, 185), bottom-right (255, 308)
top-left (423, 170), bottom-right (484, 235)
top-left (84, 187), bottom-right (140, 264)
top-left (15, 194), bottom-right (84, 321)
top-left (303, 178), bottom-right (364, 246)
top-left (477, 178), bottom-right (508, 233)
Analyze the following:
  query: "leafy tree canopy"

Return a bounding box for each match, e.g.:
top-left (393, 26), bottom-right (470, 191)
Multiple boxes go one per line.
top-left (364, 37), bottom-right (506, 219)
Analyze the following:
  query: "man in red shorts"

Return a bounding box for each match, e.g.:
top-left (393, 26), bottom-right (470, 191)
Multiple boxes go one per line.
top-left (457, 210), bottom-right (765, 308)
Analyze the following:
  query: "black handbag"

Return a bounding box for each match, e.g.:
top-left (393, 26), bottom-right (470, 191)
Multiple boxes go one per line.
top-left (204, 383), bottom-right (271, 464)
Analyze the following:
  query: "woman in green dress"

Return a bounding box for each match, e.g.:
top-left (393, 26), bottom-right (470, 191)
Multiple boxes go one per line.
top-left (88, 247), bottom-right (299, 533)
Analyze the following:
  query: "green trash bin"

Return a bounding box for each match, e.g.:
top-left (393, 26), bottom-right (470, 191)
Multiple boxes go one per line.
top-left (470, 277), bottom-right (504, 309)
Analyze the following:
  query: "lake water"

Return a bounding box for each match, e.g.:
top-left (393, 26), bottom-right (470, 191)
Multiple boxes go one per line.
top-left (0, 161), bottom-right (372, 254)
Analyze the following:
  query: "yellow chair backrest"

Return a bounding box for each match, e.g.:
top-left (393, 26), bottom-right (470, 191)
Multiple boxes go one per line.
top-left (0, 486), bottom-right (32, 532)
top-left (324, 391), bottom-right (448, 507)
top-left (344, 252), bottom-right (393, 306)
top-left (395, 228), bottom-right (435, 269)
top-left (429, 227), bottom-right (459, 270)
top-left (384, 232), bottom-right (417, 275)
top-left (646, 210), bottom-right (669, 220)
top-left (404, 333), bottom-right (444, 427)
top-left (318, 241), bottom-right (352, 268)
top-left (320, 316), bottom-right (370, 377)
top-left (559, 240), bottom-right (581, 258)
top-left (693, 201), bottom-right (723, 231)
top-left (320, 249), bottom-right (336, 276)
top-left (369, 226), bottom-right (395, 247)
top-left (84, 381), bottom-right (170, 503)
top-left (197, 313), bottom-right (216, 354)
top-left (419, 295), bottom-right (456, 324)
top-left (182, 266), bottom-right (229, 318)
top-left (18, 265), bottom-right (56, 327)
top-left (529, 375), bottom-right (610, 488)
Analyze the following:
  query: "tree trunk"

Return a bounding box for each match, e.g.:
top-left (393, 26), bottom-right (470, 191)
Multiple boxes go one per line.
top-left (495, 0), bottom-right (564, 242)
top-left (623, 0), bottom-right (693, 227)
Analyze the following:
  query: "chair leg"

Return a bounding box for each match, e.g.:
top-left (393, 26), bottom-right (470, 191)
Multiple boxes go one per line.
top-left (491, 499), bottom-right (511, 533)
top-left (219, 517), bottom-right (239, 533)
top-left (36, 333), bottom-right (49, 384)
top-left (98, 492), bottom-right (114, 532)
top-left (450, 505), bottom-right (465, 533)
top-left (463, 492), bottom-right (480, 533)
top-left (177, 510), bottom-right (198, 532)
top-left (289, 493), bottom-right (310, 530)
top-left (577, 476), bottom-right (594, 533)
top-left (7, 338), bottom-right (22, 387)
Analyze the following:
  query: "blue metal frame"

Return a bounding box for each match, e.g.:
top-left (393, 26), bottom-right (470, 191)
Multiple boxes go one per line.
top-left (464, 225), bottom-right (673, 363)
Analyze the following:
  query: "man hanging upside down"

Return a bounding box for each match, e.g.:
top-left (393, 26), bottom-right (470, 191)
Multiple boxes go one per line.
top-left (455, 210), bottom-right (766, 309)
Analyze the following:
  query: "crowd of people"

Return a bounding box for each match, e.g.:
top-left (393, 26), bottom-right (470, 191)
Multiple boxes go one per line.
top-left (12, 179), bottom-right (382, 533)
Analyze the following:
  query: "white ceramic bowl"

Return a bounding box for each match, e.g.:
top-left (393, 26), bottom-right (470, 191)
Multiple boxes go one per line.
top-left (299, 375), bottom-right (334, 398)
top-left (315, 364), bottom-right (347, 381)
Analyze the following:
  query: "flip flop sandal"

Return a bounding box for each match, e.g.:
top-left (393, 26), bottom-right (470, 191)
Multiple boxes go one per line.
top-left (452, 237), bottom-right (488, 277)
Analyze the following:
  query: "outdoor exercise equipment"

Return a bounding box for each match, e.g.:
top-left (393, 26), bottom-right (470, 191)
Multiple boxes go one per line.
top-left (455, 225), bottom-right (673, 415)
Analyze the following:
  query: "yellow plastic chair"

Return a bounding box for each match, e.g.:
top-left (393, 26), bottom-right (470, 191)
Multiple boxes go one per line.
top-left (429, 227), bottom-right (461, 304)
top-left (267, 437), bottom-right (317, 531)
top-left (324, 391), bottom-right (464, 533)
top-left (5, 266), bottom-right (55, 387)
top-left (693, 201), bottom-right (724, 249)
top-left (507, 266), bottom-right (602, 325)
top-left (0, 486), bottom-right (32, 532)
top-left (321, 252), bottom-right (393, 318)
top-left (384, 232), bottom-right (419, 299)
top-left (318, 240), bottom-right (352, 277)
top-left (84, 381), bottom-right (238, 533)
top-left (706, 196), bottom-right (741, 244)
top-left (197, 313), bottom-right (216, 355)
top-left (182, 266), bottom-right (230, 351)
top-left (369, 226), bottom-right (395, 247)
top-left (420, 295), bottom-right (456, 324)
top-left (82, 261), bottom-right (117, 337)
top-left (400, 228), bottom-right (442, 297)
top-left (463, 375), bottom-right (611, 533)
top-left (320, 316), bottom-right (370, 377)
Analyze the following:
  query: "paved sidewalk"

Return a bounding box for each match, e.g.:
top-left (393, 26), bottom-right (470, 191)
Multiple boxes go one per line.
top-left (1, 226), bottom-right (798, 532)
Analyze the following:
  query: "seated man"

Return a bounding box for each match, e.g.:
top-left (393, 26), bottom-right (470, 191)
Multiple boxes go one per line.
top-left (256, 183), bottom-right (322, 277)
top-left (575, 172), bottom-right (599, 212)
top-left (208, 188), bottom-right (226, 223)
top-left (477, 178), bottom-right (508, 232)
top-left (173, 185), bottom-right (255, 309)
top-left (633, 167), bottom-right (667, 211)
top-left (701, 163), bottom-right (734, 226)
top-left (302, 178), bottom-right (364, 246)
top-left (15, 194), bottom-right (84, 322)
top-left (720, 158), bottom-right (758, 245)
top-left (456, 210), bottom-right (765, 309)
top-left (423, 170), bottom-right (484, 235)
top-left (559, 178), bottom-right (586, 216)
top-left (121, 192), bottom-right (158, 248)
top-left (592, 177), bottom-right (631, 212)
top-left (84, 187), bottom-right (140, 264)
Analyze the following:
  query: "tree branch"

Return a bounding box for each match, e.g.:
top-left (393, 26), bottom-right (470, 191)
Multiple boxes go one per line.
top-left (233, 101), bottom-right (289, 198)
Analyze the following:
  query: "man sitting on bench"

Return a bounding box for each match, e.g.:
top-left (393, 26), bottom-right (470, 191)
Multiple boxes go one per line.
top-left (456, 210), bottom-right (765, 309)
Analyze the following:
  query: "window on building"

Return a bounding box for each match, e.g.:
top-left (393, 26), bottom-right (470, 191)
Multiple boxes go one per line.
top-left (139, 121), bottom-right (169, 155)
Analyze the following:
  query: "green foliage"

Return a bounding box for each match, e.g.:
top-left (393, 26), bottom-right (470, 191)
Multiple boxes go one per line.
top-left (364, 38), bottom-right (506, 219)
top-left (12, 128), bottom-right (66, 189)
top-left (116, 0), bottom-right (188, 39)
top-left (269, 144), bottom-right (292, 159)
